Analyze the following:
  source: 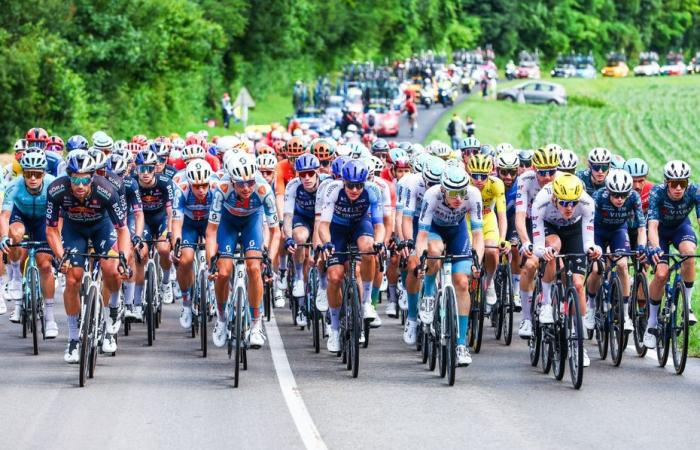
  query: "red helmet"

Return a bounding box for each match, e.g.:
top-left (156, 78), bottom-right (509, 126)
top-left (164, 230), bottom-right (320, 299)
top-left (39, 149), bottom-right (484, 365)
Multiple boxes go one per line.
top-left (272, 140), bottom-right (286, 156)
top-left (25, 127), bottom-right (49, 148)
top-left (185, 134), bottom-right (207, 148)
top-left (46, 135), bottom-right (65, 152)
top-left (126, 142), bottom-right (142, 155)
top-left (257, 143), bottom-right (276, 156)
top-left (387, 140), bottom-right (398, 149)
top-left (361, 133), bottom-right (375, 146)
top-left (131, 134), bottom-right (148, 148)
top-left (154, 135), bottom-right (171, 145)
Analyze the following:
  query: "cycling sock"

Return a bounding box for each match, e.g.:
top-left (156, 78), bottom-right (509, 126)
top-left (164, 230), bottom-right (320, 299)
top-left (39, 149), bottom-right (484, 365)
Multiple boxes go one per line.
top-left (388, 284), bottom-right (397, 303)
top-left (457, 315), bottom-right (469, 346)
top-left (400, 270), bottom-right (407, 286)
top-left (407, 292), bottom-right (419, 321)
top-left (541, 282), bottom-right (552, 305)
top-left (512, 274), bottom-right (520, 294)
top-left (647, 299), bottom-right (661, 329)
top-left (67, 314), bottom-right (79, 341)
top-left (249, 306), bottom-right (260, 319)
top-left (124, 282), bottom-right (135, 305)
top-left (320, 272), bottom-right (328, 289)
top-left (45, 298), bottom-right (55, 322)
top-left (371, 287), bottom-right (380, 306)
top-left (623, 295), bottom-right (629, 305)
top-left (424, 273), bottom-right (437, 297)
top-left (521, 291), bottom-right (532, 320)
top-left (484, 271), bottom-right (495, 289)
top-left (330, 307), bottom-right (341, 330)
top-left (216, 304), bottom-right (226, 322)
top-left (279, 254), bottom-right (288, 272)
top-left (182, 293), bottom-right (191, 308)
top-left (362, 281), bottom-right (372, 305)
top-left (161, 268), bottom-right (170, 284)
top-left (294, 262), bottom-right (303, 281)
top-left (109, 291), bottom-right (120, 308)
top-left (683, 281), bottom-right (694, 309)
top-left (10, 261), bottom-right (20, 280)
top-left (586, 290), bottom-right (596, 310)
top-left (134, 284), bottom-right (144, 306)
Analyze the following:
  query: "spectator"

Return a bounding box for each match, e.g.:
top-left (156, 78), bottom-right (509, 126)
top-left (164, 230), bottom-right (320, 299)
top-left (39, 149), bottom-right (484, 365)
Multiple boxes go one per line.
top-left (465, 116), bottom-right (475, 137)
top-left (446, 113), bottom-right (468, 149)
top-left (221, 92), bottom-right (233, 129)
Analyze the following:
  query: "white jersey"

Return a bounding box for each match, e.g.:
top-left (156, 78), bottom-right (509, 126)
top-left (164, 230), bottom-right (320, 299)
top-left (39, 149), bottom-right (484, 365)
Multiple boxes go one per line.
top-left (402, 173), bottom-right (427, 218)
top-left (531, 183), bottom-right (595, 257)
top-left (418, 185), bottom-right (483, 231)
top-left (372, 176), bottom-right (393, 217)
top-left (315, 177), bottom-right (335, 215)
top-left (395, 175), bottom-right (410, 214)
top-left (515, 170), bottom-right (544, 217)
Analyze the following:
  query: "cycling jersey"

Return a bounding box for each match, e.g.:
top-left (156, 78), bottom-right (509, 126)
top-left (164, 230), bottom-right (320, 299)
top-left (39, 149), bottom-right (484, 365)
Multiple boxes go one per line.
top-left (137, 174), bottom-right (174, 217)
top-left (161, 164), bottom-right (178, 179)
top-left (46, 175), bottom-right (126, 228)
top-left (274, 159), bottom-right (296, 197)
top-left (515, 170), bottom-right (545, 218)
top-left (45, 152), bottom-right (66, 177)
top-left (284, 174), bottom-right (330, 220)
top-left (173, 181), bottom-right (216, 222)
top-left (105, 170), bottom-right (142, 215)
top-left (575, 168), bottom-right (605, 196)
top-left (418, 185), bottom-right (483, 231)
top-left (504, 179), bottom-right (518, 212)
top-left (395, 174), bottom-right (412, 215)
top-left (319, 180), bottom-right (383, 227)
top-left (593, 189), bottom-right (645, 229)
top-left (379, 167), bottom-right (397, 206)
top-left (2, 174), bottom-right (56, 220)
top-left (314, 177), bottom-right (336, 215)
top-left (477, 175), bottom-right (506, 215)
top-left (402, 174), bottom-right (427, 218)
top-left (647, 183), bottom-right (700, 228)
top-left (371, 176), bottom-right (394, 217)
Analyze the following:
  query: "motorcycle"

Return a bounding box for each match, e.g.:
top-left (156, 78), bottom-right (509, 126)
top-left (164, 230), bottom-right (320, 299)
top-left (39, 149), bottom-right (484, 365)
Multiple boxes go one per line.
top-left (420, 86), bottom-right (433, 109)
top-left (438, 86), bottom-right (455, 107)
top-left (460, 74), bottom-right (474, 93)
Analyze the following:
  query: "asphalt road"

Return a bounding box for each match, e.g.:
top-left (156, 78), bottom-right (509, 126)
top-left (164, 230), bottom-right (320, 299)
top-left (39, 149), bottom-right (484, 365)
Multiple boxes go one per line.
top-left (394, 92), bottom-right (469, 144)
top-left (2, 294), bottom-right (699, 450)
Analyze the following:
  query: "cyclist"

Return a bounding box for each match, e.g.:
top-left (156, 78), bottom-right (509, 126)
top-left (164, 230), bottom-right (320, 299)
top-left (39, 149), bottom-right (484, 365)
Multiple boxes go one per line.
top-left (576, 147), bottom-right (611, 195)
top-left (644, 160), bottom-right (700, 348)
top-left (517, 149), bottom-right (534, 176)
top-left (515, 147), bottom-right (559, 338)
top-left (415, 165), bottom-right (484, 366)
top-left (152, 141), bottom-right (178, 179)
top-left (172, 159), bottom-right (216, 328)
top-left (1, 150), bottom-right (56, 336)
top-left (557, 150), bottom-right (579, 175)
top-left (585, 170), bottom-right (645, 332)
top-left (458, 136), bottom-right (481, 167)
top-left (466, 154), bottom-right (508, 313)
top-left (318, 159), bottom-right (385, 352)
top-left (46, 152), bottom-right (131, 363)
top-left (531, 173), bottom-right (600, 367)
top-left (310, 138), bottom-right (335, 175)
top-left (495, 151), bottom-right (522, 310)
top-left (623, 158), bottom-right (654, 250)
top-left (206, 152), bottom-right (280, 349)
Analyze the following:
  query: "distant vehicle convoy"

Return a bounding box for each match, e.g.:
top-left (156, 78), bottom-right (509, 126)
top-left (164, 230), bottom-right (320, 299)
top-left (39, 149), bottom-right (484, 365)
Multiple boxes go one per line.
top-left (497, 81), bottom-right (567, 105)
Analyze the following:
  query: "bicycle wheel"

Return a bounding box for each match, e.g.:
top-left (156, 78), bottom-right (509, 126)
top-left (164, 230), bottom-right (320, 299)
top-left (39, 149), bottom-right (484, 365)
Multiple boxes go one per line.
top-left (631, 272), bottom-right (649, 357)
top-left (79, 286), bottom-right (96, 388)
top-left (436, 294), bottom-right (447, 378)
top-left (671, 279), bottom-right (689, 375)
top-left (656, 299), bottom-right (671, 367)
top-left (471, 277), bottom-right (485, 353)
top-left (264, 274), bottom-right (272, 323)
top-left (29, 267), bottom-right (40, 355)
top-left (551, 286), bottom-right (566, 381)
top-left (609, 275), bottom-right (625, 366)
top-left (89, 298), bottom-right (102, 377)
top-left (308, 268), bottom-right (320, 353)
top-left (493, 268), bottom-right (503, 341)
top-left (234, 288), bottom-right (244, 388)
top-left (445, 286), bottom-right (457, 386)
top-left (503, 265), bottom-right (514, 346)
top-left (145, 265), bottom-right (155, 346)
top-left (540, 283), bottom-right (553, 374)
top-left (350, 283), bottom-right (361, 378)
top-left (287, 259), bottom-right (298, 326)
top-left (529, 282), bottom-right (541, 367)
top-left (421, 323), bottom-right (429, 363)
top-left (595, 288), bottom-right (608, 360)
top-left (199, 270), bottom-right (208, 358)
top-left (566, 287), bottom-right (584, 390)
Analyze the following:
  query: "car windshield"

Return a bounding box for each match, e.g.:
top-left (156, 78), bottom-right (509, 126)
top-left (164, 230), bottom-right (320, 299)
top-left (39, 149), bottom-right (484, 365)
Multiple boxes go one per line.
top-left (297, 110), bottom-right (322, 118)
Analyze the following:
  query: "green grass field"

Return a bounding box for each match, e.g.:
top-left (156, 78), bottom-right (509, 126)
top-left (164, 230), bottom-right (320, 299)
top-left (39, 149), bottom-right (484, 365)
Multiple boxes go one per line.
top-left (426, 75), bottom-right (700, 356)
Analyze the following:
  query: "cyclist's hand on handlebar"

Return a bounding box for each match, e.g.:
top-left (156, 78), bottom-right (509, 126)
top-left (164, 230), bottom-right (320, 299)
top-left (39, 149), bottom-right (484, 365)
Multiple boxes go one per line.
top-left (636, 245), bottom-right (647, 263)
top-left (401, 239), bottom-right (415, 259)
top-left (0, 236), bottom-right (11, 254)
top-left (587, 245), bottom-right (602, 260)
top-left (542, 246), bottom-right (557, 262)
top-left (499, 239), bottom-right (511, 254)
top-left (321, 243), bottom-right (335, 260)
top-left (373, 242), bottom-right (386, 255)
top-left (648, 246), bottom-right (663, 265)
top-left (284, 237), bottom-right (297, 254)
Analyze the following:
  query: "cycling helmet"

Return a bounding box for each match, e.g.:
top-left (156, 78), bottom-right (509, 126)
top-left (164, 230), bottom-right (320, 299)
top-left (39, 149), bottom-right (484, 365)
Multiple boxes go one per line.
top-left (185, 134), bottom-right (207, 148)
top-left (216, 135), bottom-right (240, 154)
top-left (611, 154), bottom-right (626, 170)
top-left (445, 158), bottom-right (466, 171)
top-left (496, 151), bottom-right (519, 170)
top-left (412, 143), bottom-right (425, 155)
top-left (348, 142), bottom-right (369, 160)
top-left (107, 155), bottom-right (129, 176)
top-left (131, 134), bottom-right (148, 147)
top-left (20, 148), bottom-right (47, 171)
top-left (393, 153), bottom-right (411, 169)
top-left (587, 147), bottom-right (612, 164)
top-left (285, 137), bottom-right (306, 158)
top-left (66, 135), bottom-right (89, 151)
top-left (397, 141), bottom-right (414, 155)
top-left (532, 147), bottom-right (559, 169)
top-left (186, 159), bottom-right (213, 184)
top-left (257, 153), bottom-right (277, 170)
top-left (480, 144), bottom-right (496, 157)
top-left (46, 136), bottom-right (65, 152)
top-left (411, 152), bottom-right (431, 173)
top-left (371, 139), bottom-right (390, 155)
top-left (557, 150), bottom-right (579, 171)
top-left (518, 149), bottom-right (534, 163)
top-left (441, 166), bottom-right (470, 191)
top-left (496, 142), bottom-right (515, 154)
top-left (88, 148), bottom-right (108, 169)
top-left (149, 141), bottom-right (170, 157)
top-left (422, 156), bottom-right (446, 185)
top-left (369, 155), bottom-right (385, 173)
top-left (623, 158), bottom-right (649, 177)
top-left (198, 129), bottom-right (209, 140)
top-left (544, 143), bottom-right (563, 156)
top-left (458, 136), bottom-right (481, 151)
top-left (552, 173), bottom-right (584, 201)
top-left (14, 139), bottom-right (28, 153)
top-left (332, 156), bottom-right (350, 178)
top-left (341, 159), bottom-right (369, 183)
top-left (387, 148), bottom-right (408, 165)
top-left (228, 153), bottom-right (258, 182)
top-left (66, 151), bottom-right (96, 175)
top-left (92, 131), bottom-right (114, 152)
top-left (468, 153), bottom-right (493, 174)
top-left (605, 169), bottom-right (633, 194)
top-left (295, 153), bottom-right (321, 172)
top-left (311, 138), bottom-right (335, 161)
top-left (135, 149), bottom-right (158, 166)
top-left (182, 144), bottom-right (206, 161)
top-left (172, 138), bottom-right (186, 151)
top-left (25, 127), bottom-right (49, 148)
top-left (113, 139), bottom-right (128, 153)
top-left (663, 160), bottom-right (691, 180)
top-left (257, 143), bottom-right (276, 156)
top-left (428, 140), bottom-right (452, 160)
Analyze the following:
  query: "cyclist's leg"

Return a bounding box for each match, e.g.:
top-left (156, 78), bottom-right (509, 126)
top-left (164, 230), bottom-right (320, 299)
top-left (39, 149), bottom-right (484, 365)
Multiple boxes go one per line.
top-left (481, 212), bottom-right (499, 306)
top-left (558, 223), bottom-right (588, 314)
top-left (353, 219), bottom-right (376, 308)
top-left (586, 229), bottom-right (610, 310)
top-left (241, 213), bottom-right (265, 324)
top-left (7, 217), bottom-right (26, 318)
top-left (674, 225), bottom-right (697, 321)
top-left (611, 227), bottom-right (632, 312)
top-left (444, 220), bottom-right (471, 346)
top-left (648, 224), bottom-right (678, 331)
top-left (61, 224), bottom-right (89, 345)
top-left (326, 223), bottom-right (349, 349)
top-left (291, 214), bottom-right (312, 297)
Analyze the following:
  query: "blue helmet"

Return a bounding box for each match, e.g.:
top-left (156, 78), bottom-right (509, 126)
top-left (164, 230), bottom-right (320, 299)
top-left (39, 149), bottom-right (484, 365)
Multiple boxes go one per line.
top-left (341, 159), bottom-right (369, 183)
top-left (66, 150), bottom-right (96, 175)
top-left (624, 157), bottom-right (648, 177)
top-left (66, 135), bottom-right (89, 151)
top-left (294, 153), bottom-right (320, 172)
top-left (135, 149), bottom-right (158, 166)
top-left (332, 156), bottom-right (350, 178)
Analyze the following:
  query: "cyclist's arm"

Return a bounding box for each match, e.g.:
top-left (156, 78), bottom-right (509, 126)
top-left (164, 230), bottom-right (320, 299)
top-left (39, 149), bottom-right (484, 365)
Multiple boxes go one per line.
top-left (172, 217), bottom-right (183, 244)
top-left (206, 189), bottom-right (224, 263)
top-left (0, 210), bottom-right (11, 239)
top-left (319, 220), bottom-right (331, 245)
top-left (515, 211), bottom-right (529, 247)
top-left (282, 180), bottom-right (297, 238)
top-left (46, 225), bottom-right (63, 260)
top-left (472, 229), bottom-right (484, 264)
top-left (414, 230), bottom-right (428, 258)
top-left (647, 220), bottom-right (659, 249)
top-left (116, 226), bottom-right (132, 263)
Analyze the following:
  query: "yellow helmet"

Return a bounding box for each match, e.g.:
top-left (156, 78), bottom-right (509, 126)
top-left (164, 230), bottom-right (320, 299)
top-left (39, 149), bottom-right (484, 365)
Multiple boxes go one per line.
top-left (532, 146), bottom-right (560, 169)
top-left (467, 153), bottom-right (493, 174)
top-left (552, 173), bottom-right (584, 201)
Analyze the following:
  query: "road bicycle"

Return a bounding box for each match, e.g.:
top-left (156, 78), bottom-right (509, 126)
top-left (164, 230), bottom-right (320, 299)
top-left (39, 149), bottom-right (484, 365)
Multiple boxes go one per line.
top-left (133, 238), bottom-right (168, 346)
top-left (490, 246), bottom-right (515, 346)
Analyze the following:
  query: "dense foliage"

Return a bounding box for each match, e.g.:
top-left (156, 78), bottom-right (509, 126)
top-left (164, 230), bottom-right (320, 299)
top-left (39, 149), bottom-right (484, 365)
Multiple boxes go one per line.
top-left (1, 0), bottom-right (698, 148)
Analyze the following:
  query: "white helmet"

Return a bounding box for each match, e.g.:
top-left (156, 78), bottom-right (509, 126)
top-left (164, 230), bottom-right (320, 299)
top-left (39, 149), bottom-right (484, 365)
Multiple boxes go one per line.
top-left (368, 155), bottom-right (385, 173)
top-left (422, 156), bottom-right (446, 184)
top-left (14, 139), bottom-right (28, 152)
top-left (605, 169), bottom-right (633, 194)
top-left (172, 138), bottom-right (186, 151)
top-left (186, 159), bottom-right (213, 184)
top-left (88, 148), bottom-right (109, 169)
top-left (216, 136), bottom-right (240, 154)
top-left (496, 142), bottom-right (514, 154)
top-left (496, 151), bottom-right (519, 170)
top-left (20, 148), bottom-right (47, 171)
top-left (227, 152), bottom-right (258, 182)
top-left (663, 160), bottom-right (691, 180)
top-left (588, 147), bottom-right (612, 164)
top-left (441, 165), bottom-right (470, 191)
top-left (108, 154), bottom-right (129, 176)
top-left (557, 150), bottom-right (579, 171)
top-left (113, 139), bottom-right (128, 153)
top-left (428, 140), bottom-right (452, 159)
top-left (545, 143), bottom-right (563, 156)
top-left (92, 131), bottom-right (114, 151)
top-left (335, 144), bottom-right (351, 157)
top-left (445, 158), bottom-right (466, 170)
top-left (182, 144), bottom-right (206, 161)
top-left (256, 153), bottom-right (277, 170)
top-left (198, 129), bottom-right (209, 140)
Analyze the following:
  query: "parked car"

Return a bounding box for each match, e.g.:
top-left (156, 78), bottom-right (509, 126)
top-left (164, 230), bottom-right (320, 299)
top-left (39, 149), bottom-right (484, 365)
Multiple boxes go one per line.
top-left (363, 103), bottom-right (400, 137)
top-left (660, 51), bottom-right (687, 76)
top-left (551, 54), bottom-right (576, 78)
top-left (497, 81), bottom-right (567, 105)
top-left (287, 108), bottom-right (335, 136)
top-left (601, 53), bottom-right (629, 77)
top-left (574, 54), bottom-right (597, 78)
top-left (516, 60), bottom-right (541, 79)
top-left (634, 52), bottom-right (660, 76)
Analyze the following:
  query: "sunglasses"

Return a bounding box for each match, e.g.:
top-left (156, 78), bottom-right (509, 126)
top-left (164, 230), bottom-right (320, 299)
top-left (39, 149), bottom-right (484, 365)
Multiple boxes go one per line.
top-left (137, 165), bottom-right (156, 174)
top-left (70, 175), bottom-right (92, 186)
top-left (345, 182), bottom-right (364, 191)
top-left (234, 180), bottom-right (256, 188)
top-left (446, 189), bottom-right (468, 199)
top-left (299, 171), bottom-right (316, 179)
top-left (667, 179), bottom-right (688, 189)
top-left (462, 148), bottom-right (480, 156)
top-left (498, 169), bottom-right (517, 177)
top-left (260, 170), bottom-right (274, 177)
top-left (557, 199), bottom-right (579, 208)
top-left (519, 161), bottom-right (532, 168)
top-left (590, 164), bottom-right (609, 172)
top-left (537, 169), bottom-right (556, 177)
top-left (192, 183), bottom-right (209, 190)
top-left (470, 173), bottom-right (489, 181)
top-left (320, 160), bottom-right (331, 167)
top-left (610, 192), bottom-right (629, 200)
top-left (376, 153), bottom-right (388, 159)
top-left (158, 156), bottom-right (168, 164)
top-left (24, 170), bottom-right (44, 180)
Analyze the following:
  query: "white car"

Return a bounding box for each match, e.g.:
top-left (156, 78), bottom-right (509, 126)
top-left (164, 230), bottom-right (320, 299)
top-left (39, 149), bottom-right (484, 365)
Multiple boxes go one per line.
top-left (660, 60), bottom-right (687, 76)
top-left (633, 61), bottom-right (660, 76)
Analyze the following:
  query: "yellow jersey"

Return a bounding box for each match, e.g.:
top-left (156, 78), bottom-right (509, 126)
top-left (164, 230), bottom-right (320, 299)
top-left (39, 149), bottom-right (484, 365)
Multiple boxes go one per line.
top-left (478, 175), bottom-right (505, 215)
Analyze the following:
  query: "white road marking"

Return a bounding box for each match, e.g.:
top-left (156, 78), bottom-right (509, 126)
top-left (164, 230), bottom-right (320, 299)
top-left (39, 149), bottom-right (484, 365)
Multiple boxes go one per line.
top-left (267, 316), bottom-right (328, 450)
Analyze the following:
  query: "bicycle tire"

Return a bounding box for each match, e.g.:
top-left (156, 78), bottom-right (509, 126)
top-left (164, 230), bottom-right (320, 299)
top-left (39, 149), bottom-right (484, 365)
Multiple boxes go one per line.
top-left (671, 278), bottom-right (689, 375)
top-left (529, 280), bottom-right (541, 366)
top-left (595, 288), bottom-right (608, 360)
top-left (609, 275), bottom-right (624, 366)
top-left (631, 272), bottom-right (649, 357)
top-left (21, 294), bottom-right (27, 339)
top-left (436, 294), bottom-right (447, 378)
top-left (29, 267), bottom-right (40, 355)
top-left (89, 296), bottom-right (101, 377)
top-left (656, 299), bottom-right (671, 367)
top-left (145, 265), bottom-right (155, 346)
top-left (566, 287), bottom-right (584, 390)
top-left (234, 287), bottom-right (243, 388)
top-left (541, 281), bottom-right (553, 374)
top-left (471, 277), bottom-right (485, 353)
top-left (264, 274), bottom-right (272, 323)
top-left (309, 268), bottom-right (321, 353)
top-left (445, 286), bottom-right (457, 386)
top-left (503, 265), bottom-right (514, 346)
top-left (493, 267), bottom-right (503, 341)
top-left (552, 285), bottom-right (566, 381)
top-left (421, 325), bottom-right (429, 363)
top-left (350, 284), bottom-right (361, 378)
top-left (199, 269), bottom-right (208, 358)
top-left (79, 285), bottom-right (96, 387)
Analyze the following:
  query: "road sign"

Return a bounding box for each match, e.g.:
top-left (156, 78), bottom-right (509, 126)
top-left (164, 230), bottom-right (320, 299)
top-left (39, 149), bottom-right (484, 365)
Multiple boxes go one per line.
top-left (233, 87), bottom-right (256, 127)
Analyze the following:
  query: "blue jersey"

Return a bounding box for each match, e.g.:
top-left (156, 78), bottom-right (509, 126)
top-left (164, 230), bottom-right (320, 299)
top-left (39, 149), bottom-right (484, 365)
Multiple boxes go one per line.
top-left (648, 183), bottom-right (700, 228)
top-left (173, 182), bottom-right (216, 222)
top-left (575, 168), bottom-right (605, 196)
top-left (136, 173), bottom-right (174, 218)
top-left (2, 174), bottom-right (57, 219)
top-left (46, 175), bottom-right (126, 227)
top-left (593, 189), bottom-right (645, 230)
top-left (105, 170), bottom-right (143, 215)
top-left (319, 180), bottom-right (383, 227)
top-left (209, 176), bottom-right (278, 225)
top-left (45, 152), bottom-right (66, 177)
top-left (505, 178), bottom-right (518, 217)
top-left (283, 174), bottom-right (330, 219)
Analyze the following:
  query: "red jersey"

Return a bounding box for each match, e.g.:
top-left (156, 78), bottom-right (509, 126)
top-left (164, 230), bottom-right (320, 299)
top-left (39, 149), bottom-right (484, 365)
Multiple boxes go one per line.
top-left (380, 167), bottom-right (396, 207)
top-left (639, 181), bottom-right (654, 214)
top-left (275, 159), bottom-right (296, 196)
